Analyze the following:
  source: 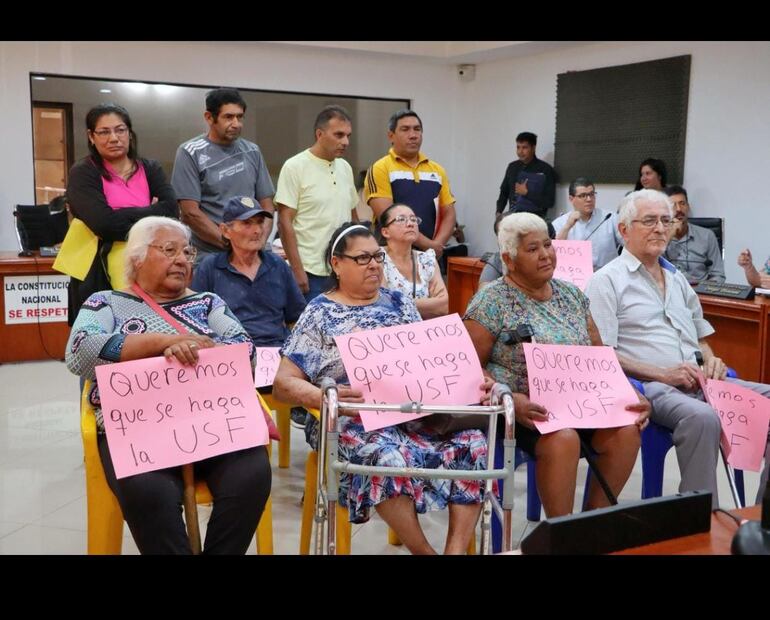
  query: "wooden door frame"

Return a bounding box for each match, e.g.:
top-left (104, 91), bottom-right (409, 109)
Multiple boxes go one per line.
top-left (31, 101), bottom-right (75, 197)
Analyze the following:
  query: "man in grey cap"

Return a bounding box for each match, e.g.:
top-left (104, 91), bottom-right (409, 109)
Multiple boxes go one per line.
top-left (191, 195), bottom-right (305, 349)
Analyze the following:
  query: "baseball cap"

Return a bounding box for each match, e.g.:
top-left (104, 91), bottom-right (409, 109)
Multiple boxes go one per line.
top-left (222, 196), bottom-right (274, 223)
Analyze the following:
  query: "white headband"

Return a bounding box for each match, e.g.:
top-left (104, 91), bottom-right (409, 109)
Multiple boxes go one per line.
top-left (331, 224), bottom-right (369, 256)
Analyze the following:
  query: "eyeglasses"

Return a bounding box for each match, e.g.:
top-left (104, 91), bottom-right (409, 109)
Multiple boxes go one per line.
top-left (336, 251), bottom-right (386, 265)
top-left (631, 216), bottom-right (674, 228)
top-left (385, 215), bottom-right (422, 226)
top-left (149, 243), bottom-right (197, 262)
top-left (574, 191), bottom-right (597, 200)
top-left (91, 125), bottom-right (129, 139)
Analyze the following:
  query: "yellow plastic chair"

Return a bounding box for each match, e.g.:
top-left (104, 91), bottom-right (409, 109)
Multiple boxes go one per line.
top-left (298, 407), bottom-right (475, 555)
top-left (261, 392), bottom-right (292, 469)
top-left (81, 380), bottom-right (274, 555)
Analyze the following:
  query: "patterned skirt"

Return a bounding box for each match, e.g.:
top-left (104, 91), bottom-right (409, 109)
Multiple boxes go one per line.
top-left (336, 418), bottom-right (489, 524)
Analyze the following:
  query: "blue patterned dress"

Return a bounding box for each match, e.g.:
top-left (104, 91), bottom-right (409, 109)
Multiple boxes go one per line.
top-left (281, 287), bottom-right (489, 524)
top-left (66, 290), bottom-right (255, 431)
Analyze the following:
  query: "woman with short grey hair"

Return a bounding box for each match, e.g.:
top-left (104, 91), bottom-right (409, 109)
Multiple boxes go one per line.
top-left (66, 216), bottom-right (270, 554)
top-left (123, 216), bottom-right (191, 284)
top-left (465, 212), bottom-right (649, 518)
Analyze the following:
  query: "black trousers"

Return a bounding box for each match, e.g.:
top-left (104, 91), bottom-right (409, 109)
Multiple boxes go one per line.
top-left (98, 434), bottom-right (271, 554)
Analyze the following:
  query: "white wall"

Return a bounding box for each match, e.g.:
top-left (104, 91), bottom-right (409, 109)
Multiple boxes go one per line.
top-left (3, 41), bottom-right (769, 282)
top-left (460, 41), bottom-right (770, 282)
top-left (0, 41), bottom-right (462, 252)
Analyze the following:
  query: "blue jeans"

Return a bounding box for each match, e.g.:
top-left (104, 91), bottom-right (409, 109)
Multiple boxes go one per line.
top-left (304, 272), bottom-right (331, 303)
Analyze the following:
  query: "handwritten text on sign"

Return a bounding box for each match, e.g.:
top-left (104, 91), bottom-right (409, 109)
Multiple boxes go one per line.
top-left (705, 379), bottom-right (770, 472)
top-left (254, 347), bottom-right (281, 388)
top-left (95, 343), bottom-right (268, 479)
top-left (335, 314), bottom-right (485, 432)
top-left (523, 343), bottom-right (639, 434)
top-left (551, 240), bottom-right (593, 290)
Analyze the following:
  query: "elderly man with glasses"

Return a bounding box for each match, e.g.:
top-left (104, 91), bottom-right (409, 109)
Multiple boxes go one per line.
top-left (585, 189), bottom-right (770, 508)
top-left (552, 176), bottom-right (623, 270)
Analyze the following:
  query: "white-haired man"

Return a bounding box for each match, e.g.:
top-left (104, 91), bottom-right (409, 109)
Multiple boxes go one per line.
top-left (585, 189), bottom-right (769, 507)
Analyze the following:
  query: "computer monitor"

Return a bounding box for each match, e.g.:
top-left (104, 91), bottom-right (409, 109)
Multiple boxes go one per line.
top-left (13, 203), bottom-right (69, 256)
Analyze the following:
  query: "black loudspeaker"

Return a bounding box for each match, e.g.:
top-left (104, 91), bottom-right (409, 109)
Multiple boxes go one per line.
top-left (520, 491), bottom-right (712, 554)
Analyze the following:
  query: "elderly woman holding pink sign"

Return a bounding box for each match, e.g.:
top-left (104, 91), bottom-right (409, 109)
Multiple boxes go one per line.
top-left (66, 216), bottom-right (270, 554)
top-left (464, 212), bottom-right (649, 518)
top-left (273, 221), bottom-right (492, 555)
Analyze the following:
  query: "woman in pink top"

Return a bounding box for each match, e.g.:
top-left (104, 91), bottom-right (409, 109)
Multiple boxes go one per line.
top-left (65, 103), bottom-right (179, 324)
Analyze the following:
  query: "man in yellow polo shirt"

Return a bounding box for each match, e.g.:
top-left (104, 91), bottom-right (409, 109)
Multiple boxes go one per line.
top-left (275, 105), bottom-right (359, 301)
top-left (365, 109), bottom-right (456, 259)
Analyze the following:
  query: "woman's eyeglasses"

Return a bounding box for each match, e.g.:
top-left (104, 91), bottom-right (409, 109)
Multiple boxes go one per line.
top-left (336, 251), bottom-right (386, 265)
top-left (149, 243), bottom-right (197, 262)
top-left (91, 126), bottom-right (129, 139)
top-left (385, 215), bottom-right (422, 226)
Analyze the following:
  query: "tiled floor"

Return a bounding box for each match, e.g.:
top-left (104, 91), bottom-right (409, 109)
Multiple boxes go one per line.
top-left (0, 359), bottom-right (762, 554)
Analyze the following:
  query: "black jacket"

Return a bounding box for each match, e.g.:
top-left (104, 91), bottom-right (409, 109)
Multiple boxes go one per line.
top-left (495, 157), bottom-right (556, 217)
top-left (65, 157), bottom-right (179, 324)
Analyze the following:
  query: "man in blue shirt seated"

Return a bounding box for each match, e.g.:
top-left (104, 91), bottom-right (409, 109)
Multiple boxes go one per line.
top-left (191, 195), bottom-right (306, 349)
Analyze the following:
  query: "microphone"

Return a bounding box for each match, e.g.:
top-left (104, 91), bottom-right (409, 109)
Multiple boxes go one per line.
top-left (731, 478), bottom-right (770, 554)
top-left (479, 252), bottom-right (503, 276)
top-left (501, 323), bottom-right (534, 345)
top-left (584, 213), bottom-right (612, 241)
top-left (694, 351), bottom-right (704, 367)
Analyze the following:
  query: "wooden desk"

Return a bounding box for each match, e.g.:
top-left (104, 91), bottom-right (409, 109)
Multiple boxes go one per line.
top-left (447, 256), bottom-right (485, 317)
top-left (615, 505), bottom-right (760, 555)
top-left (699, 294), bottom-right (770, 383)
top-left (0, 251), bottom-right (70, 363)
top-left (446, 258), bottom-right (770, 383)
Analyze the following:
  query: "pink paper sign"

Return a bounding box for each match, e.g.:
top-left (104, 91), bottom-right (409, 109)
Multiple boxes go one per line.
top-left (95, 343), bottom-right (268, 479)
top-left (335, 314), bottom-right (486, 432)
top-left (704, 379), bottom-right (770, 472)
top-left (254, 347), bottom-right (281, 388)
top-left (523, 343), bottom-right (640, 434)
top-left (552, 239), bottom-right (593, 290)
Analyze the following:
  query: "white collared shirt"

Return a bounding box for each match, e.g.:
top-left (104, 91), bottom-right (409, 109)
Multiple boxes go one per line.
top-left (552, 207), bottom-right (623, 270)
top-left (585, 248), bottom-right (714, 368)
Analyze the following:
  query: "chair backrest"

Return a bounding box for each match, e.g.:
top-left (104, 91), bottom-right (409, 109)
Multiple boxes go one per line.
top-left (688, 217), bottom-right (724, 257)
top-left (14, 203), bottom-right (69, 251)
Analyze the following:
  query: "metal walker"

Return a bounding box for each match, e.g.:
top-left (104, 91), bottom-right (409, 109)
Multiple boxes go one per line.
top-left (312, 379), bottom-right (517, 554)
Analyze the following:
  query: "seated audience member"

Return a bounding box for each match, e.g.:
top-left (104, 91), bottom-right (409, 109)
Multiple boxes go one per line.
top-left (273, 222), bottom-right (493, 554)
top-left (191, 195), bottom-right (305, 348)
top-left (65, 103), bottom-right (178, 325)
top-left (633, 157), bottom-right (667, 191)
top-left (738, 248), bottom-right (770, 289)
top-left (65, 216), bottom-right (270, 554)
top-left (662, 185), bottom-right (725, 284)
top-left (552, 177), bottom-right (623, 270)
top-left (379, 203), bottom-right (448, 319)
top-left (478, 212), bottom-right (555, 288)
top-left (464, 212), bottom-right (649, 517)
top-left (585, 190), bottom-right (770, 507)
